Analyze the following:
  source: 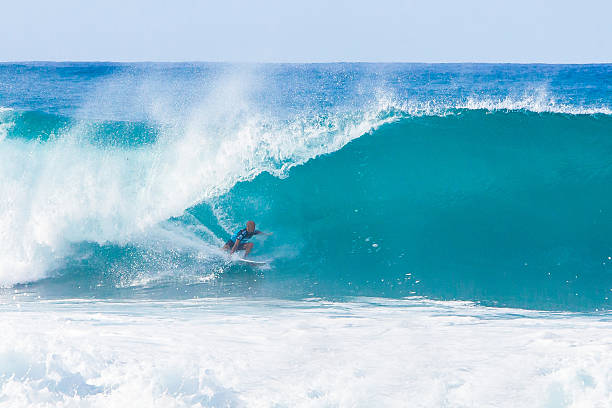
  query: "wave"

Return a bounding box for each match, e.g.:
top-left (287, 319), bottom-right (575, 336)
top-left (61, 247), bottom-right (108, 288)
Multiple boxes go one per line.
top-left (0, 97), bottom-right (398, 286)
top-left (1, 98), bottom-right (611, 310)
top-left (205, 110), bottom-right (612, 310)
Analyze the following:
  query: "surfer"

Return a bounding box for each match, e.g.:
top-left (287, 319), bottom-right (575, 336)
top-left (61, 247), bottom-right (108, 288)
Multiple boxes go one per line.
top-left (223, 220), bottom-right (271, 257)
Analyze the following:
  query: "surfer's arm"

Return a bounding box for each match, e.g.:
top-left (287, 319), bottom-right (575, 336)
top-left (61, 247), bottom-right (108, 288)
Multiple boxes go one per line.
top-left (255, 230), bottom-right (272, 236)
top-left (230, 239), bottom-right (241, 254)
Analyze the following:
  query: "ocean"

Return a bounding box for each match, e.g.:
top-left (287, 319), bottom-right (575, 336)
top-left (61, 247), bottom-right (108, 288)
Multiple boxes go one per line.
top-left (0, 62), bottom-right (611, 407)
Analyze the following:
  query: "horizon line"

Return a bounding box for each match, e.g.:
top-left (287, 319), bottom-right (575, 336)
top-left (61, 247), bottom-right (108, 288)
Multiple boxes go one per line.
top-left (1, 60), bottom-right (611, 65)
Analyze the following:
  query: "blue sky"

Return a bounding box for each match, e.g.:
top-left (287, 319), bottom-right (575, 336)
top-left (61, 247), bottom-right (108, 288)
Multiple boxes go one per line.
top-left (2, 0), bottom-right (610, 62)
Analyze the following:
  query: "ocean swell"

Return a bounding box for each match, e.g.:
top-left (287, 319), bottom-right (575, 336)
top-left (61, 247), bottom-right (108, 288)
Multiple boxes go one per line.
top-left (1, 94), bottom-right (611, 310)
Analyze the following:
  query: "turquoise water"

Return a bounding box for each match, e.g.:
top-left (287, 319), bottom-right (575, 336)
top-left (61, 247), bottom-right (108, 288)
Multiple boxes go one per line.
top-left (1, 63), bottom-right (610, 311)
top-left (1, 63), bottom-right (612, 406)
top-left (212, 111), bottom-right (612, 310)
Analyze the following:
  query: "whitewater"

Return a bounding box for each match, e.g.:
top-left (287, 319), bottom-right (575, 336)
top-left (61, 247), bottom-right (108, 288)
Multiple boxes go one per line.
top-left (0, 62), bottom-right (611, 407)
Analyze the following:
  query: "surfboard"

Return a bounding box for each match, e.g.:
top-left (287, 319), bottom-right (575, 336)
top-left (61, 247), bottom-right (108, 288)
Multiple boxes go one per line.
top-left (238, 258), bottom-right (267, 266)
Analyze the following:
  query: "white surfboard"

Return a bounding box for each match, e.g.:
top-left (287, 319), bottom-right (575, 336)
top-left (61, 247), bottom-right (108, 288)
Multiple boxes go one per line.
top-left (238, 258), bottom-right (267, 266)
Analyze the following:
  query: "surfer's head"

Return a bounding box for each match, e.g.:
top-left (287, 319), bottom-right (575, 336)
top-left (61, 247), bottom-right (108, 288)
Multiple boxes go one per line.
top-left (246, 220), bottom-right (255, 232)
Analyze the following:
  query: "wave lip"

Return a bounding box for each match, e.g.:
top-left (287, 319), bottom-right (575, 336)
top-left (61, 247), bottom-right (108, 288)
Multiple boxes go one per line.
top-left (381, 92), bottom-right (612, 117)
top-left (458, 95), bottom-right (612, 115)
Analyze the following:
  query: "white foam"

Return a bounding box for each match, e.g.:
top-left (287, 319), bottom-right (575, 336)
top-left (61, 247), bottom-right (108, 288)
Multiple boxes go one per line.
top-left (389, 90), bottom-right (612, 116)
top-left (0, 297), bottom-right (609, 407)
top-left (459, 95), bottom-right (612, 115)
top-left (0, 107), bottom-right (14, 142)
top-left (0, 82), bottom-right (396, 286)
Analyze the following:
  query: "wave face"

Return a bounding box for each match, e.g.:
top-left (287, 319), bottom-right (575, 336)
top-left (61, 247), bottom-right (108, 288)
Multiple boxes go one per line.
top-left (1, 63), bottom-right (611, 311)
top-left (209, 111), bottom-right (612, 310)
